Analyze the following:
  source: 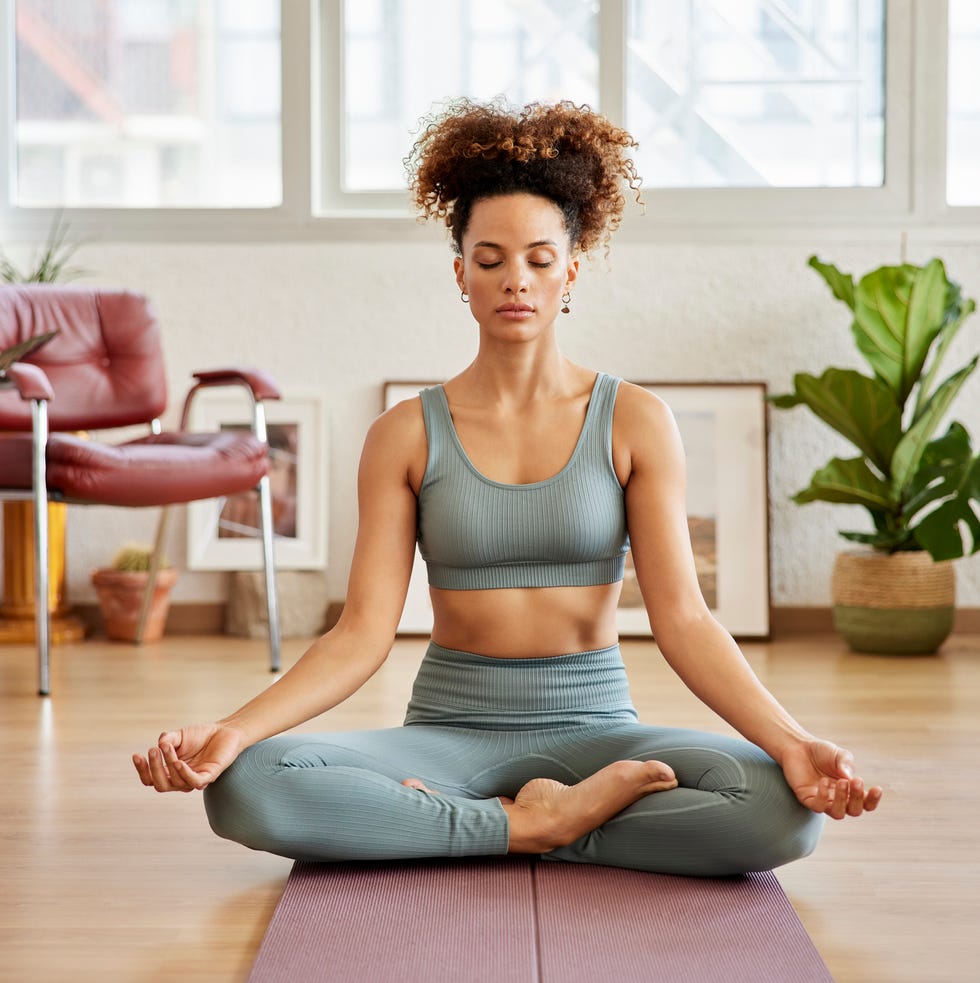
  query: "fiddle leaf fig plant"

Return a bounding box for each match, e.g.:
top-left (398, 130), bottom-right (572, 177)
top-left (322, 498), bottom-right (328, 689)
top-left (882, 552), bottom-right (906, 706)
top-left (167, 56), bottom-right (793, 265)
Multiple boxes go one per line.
top-left (770, 256), bottom-right (979, 562)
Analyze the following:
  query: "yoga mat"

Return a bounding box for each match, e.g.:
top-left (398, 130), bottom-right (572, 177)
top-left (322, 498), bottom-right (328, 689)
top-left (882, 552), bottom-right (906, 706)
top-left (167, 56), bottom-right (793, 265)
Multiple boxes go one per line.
top-left (249, 858), bottom-right (834, 983)
top-left (247, 857), bottom-right (538, 983)
top-left (535, 862), bottom-right (834, 983)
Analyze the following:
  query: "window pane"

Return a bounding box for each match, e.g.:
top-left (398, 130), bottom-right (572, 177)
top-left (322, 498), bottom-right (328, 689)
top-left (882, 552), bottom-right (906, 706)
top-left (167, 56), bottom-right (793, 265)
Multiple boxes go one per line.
top-left (14, 0), bottom-right (281, 207)
top-left (627, 0), bottom-right (885, 188)
top-left (948, 0), bottom-right (980, 205)
top-left (342, 0), bottom-right (598, 192)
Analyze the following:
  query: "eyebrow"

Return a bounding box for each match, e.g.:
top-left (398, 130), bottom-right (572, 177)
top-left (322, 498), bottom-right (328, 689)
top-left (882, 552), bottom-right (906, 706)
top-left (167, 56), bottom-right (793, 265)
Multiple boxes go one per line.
top-left (472, 239), bottom-right (559, 250)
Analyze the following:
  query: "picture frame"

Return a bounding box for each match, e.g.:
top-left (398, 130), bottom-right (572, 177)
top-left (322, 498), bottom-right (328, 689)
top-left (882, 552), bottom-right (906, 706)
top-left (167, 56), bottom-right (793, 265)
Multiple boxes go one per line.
top-left (620, 383), bottom-right (771, 639)
top-left (186, 391), bottom-right (328, 571)
top-left (383, 379), bottom-right (770, 640)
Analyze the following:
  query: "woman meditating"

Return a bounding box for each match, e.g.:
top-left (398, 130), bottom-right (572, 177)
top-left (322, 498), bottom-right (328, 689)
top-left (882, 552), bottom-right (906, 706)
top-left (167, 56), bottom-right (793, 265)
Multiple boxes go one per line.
top-left (134, 99), bottom-right (881, 876)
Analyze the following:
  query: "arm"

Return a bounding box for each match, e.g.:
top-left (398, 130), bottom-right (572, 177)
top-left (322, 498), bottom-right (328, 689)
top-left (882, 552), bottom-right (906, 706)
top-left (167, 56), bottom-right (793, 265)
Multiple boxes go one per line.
top-left (616, 384), bottom-right (881, 819)
top-left (134, 398), bottom-right (424, 791)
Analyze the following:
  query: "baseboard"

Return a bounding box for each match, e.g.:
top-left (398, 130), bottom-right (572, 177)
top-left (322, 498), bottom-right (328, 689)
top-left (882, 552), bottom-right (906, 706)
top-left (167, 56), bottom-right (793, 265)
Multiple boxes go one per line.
top-left (73, 602), bottom-right (980, 639)
top-left (76, 602), bottom-right (226, 636)
top-left (772, 606), bottom-right (980, 635)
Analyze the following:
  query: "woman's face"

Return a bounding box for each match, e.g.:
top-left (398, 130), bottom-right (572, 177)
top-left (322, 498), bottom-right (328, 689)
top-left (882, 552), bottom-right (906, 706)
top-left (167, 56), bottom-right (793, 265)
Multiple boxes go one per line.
top-left (454, 193), bottom-right (579, 337)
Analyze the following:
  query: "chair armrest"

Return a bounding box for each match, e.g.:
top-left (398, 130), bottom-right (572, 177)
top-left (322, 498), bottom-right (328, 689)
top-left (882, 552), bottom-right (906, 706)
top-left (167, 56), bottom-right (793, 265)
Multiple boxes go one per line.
top-left (191, 367), bottom-right (281, 402)
top-left (3, 362), bottom-right (55, 402)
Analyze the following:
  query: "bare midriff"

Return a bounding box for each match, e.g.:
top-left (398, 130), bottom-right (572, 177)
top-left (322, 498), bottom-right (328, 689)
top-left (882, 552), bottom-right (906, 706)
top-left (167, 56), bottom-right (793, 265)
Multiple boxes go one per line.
top-left (429, 581), bottom-right (624, 659)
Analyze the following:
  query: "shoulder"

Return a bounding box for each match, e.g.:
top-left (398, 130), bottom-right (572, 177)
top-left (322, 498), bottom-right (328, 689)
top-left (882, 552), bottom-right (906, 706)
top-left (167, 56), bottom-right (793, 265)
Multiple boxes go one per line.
top-left (361, 393), bottom-right (428, 485)
top-left (613, 381), bottom-right (678, 439)
top-left (611, 382), bottom-right (684, 481)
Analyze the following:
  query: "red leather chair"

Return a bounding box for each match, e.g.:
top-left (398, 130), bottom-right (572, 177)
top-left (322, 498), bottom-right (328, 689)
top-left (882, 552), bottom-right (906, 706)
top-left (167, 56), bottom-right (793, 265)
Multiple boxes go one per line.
top-left (0, 285), bottom-right (281, 695)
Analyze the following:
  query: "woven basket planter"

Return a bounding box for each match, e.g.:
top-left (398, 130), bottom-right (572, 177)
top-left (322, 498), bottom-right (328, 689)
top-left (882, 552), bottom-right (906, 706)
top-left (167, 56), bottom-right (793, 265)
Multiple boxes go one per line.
top-left (831, 550), bottom-right (956, 655)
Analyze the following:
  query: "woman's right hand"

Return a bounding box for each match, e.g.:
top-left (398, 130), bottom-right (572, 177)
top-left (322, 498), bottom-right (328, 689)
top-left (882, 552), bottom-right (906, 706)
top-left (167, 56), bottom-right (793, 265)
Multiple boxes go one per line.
top-left (133, 722), bottom-right (247, 793)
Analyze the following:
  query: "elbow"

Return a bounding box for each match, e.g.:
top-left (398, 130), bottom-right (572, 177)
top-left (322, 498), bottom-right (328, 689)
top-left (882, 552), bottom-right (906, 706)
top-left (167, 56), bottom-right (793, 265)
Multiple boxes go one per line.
top-left (649, 604), bottom-right (720, 658)
top-left (329, 605), bottom-right (397, 662)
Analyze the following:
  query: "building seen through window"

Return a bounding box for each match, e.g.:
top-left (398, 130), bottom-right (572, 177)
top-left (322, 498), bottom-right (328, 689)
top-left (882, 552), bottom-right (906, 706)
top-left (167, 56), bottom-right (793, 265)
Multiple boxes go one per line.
top-left (14, 0), bottom-right (281, 207)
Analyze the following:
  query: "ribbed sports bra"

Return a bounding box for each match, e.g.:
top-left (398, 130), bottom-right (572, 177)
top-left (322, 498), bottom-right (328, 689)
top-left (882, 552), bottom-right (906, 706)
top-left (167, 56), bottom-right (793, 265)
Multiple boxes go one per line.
top-left (417, 372), bottom-right (630, 590)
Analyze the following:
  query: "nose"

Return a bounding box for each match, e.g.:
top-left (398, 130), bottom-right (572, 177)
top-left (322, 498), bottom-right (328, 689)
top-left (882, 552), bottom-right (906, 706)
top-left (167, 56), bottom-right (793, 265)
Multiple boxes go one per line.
top-left (502, 260), bottom-right (529, 294)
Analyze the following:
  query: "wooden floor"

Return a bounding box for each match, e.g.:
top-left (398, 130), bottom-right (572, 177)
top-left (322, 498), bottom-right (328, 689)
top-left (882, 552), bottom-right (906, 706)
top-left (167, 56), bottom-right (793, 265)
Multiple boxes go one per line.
top-left (1, 631), bottom-right (978, 983)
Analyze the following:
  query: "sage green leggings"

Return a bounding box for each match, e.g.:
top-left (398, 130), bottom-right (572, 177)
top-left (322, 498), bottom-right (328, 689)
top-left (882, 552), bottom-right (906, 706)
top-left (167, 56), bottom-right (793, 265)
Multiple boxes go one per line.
top-left (204, 643), bottom-right (823, 876)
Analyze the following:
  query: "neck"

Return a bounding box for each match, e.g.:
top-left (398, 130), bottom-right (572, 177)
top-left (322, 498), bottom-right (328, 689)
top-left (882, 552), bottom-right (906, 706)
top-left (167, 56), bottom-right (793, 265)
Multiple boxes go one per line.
top-left (465, 333), bottom-right (575, 405)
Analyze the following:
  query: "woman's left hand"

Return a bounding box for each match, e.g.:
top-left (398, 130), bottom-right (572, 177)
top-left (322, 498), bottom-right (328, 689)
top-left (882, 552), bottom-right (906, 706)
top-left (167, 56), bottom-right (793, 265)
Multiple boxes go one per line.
top-left (780, 739), bottom-right (883, 819)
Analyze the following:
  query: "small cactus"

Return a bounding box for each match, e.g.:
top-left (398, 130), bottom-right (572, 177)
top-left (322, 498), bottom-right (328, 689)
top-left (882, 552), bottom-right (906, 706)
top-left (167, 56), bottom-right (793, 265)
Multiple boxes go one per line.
top-left (111, 544), bottom-right (169, 572)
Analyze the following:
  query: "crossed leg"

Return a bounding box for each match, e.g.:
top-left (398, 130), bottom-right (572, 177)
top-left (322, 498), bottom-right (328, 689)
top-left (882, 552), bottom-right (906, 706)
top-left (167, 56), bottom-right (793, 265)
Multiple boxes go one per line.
top-left (203, 722), bottom-right (822, 874)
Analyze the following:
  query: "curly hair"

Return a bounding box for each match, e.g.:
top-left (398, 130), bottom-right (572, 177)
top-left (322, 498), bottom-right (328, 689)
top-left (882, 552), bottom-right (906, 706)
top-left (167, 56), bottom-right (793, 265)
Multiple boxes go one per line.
top-left (405, 98), bottom-right (642, 255)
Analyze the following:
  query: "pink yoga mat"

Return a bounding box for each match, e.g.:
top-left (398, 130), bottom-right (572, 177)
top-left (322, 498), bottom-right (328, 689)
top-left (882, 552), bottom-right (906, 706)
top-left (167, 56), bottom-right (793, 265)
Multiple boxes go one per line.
top-left (247, 857), bottom-right (538, 983)
top-left (534, 861), bottom-right (834, 983)
top-left (249, 858), bottom-right (833, 983)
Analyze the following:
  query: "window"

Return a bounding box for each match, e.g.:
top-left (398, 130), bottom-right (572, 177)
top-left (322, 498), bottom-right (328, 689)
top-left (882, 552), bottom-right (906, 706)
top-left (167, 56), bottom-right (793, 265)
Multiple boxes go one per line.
top-left (342, 0), bottom-right (598, 193)
top-left (13, 0), bottom-right (281, 207)
top-left (332, 0), bottom-right (885, 197)
top-left (0, 0), bottom-right (978, 237)
top-left (947, 0), bottom-right (980, 205)
top-left (626, 0), bottom-right (885, 189)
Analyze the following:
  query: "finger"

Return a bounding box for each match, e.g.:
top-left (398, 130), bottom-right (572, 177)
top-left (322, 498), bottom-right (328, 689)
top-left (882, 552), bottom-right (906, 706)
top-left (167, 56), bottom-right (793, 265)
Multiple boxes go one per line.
top-left (845, 778), bottom-right (865, 818)
top-left (147, 746), bottom-right (176, 792)
top-left (158, 729), bottom-right (182, 751)
top-left (833, 746), bottom-right (854, 779)
top-left (133, 754), bottom-right (154, 786)
top-left (828, 778), bottom-right (850, 820)
top-left (160, 741), bottom-right (193, 792)
top-left (171, 758), bottom-right (212, 791)
top-left (864, 785), bottom-right (884, 812)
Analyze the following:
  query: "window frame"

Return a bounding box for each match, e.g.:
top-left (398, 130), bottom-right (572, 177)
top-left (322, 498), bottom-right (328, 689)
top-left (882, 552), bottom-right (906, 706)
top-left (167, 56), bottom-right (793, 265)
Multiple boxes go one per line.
top-left (0, 0), bottom-right (977, 244)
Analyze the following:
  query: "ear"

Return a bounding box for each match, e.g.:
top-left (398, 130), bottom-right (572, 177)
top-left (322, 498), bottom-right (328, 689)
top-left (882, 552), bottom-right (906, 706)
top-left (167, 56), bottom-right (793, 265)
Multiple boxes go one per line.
top-left (565, 255), bottom-right (580, 290)
top-left (453, 256), bottom-right (465, 292)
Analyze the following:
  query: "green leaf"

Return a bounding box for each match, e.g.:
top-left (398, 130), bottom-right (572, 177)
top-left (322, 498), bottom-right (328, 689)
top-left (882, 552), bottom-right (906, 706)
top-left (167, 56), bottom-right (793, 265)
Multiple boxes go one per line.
top-left (792, 456), bottom-right (896, 509)
top-left (906, 425), bottom-right (980, 560)
top-left (808, 255), bottom-right (855, 309)
top-left (915, 293), bottom-right (977, 419)
top-left (891, 356), bottom-right (978, 495)
top-left (903, 423), bottom-right (974, 519)
top-left (767, 392), bottom-right (802, 409)
top-left (791, 369), bottom-right (902, 475)
top-left (851, 262), bottom-right (948, 405)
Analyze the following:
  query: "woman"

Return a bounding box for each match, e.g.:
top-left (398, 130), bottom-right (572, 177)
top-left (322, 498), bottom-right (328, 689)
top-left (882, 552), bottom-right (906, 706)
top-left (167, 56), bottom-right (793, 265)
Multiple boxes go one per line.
top-left (134, 100), bottom-right (881, 876)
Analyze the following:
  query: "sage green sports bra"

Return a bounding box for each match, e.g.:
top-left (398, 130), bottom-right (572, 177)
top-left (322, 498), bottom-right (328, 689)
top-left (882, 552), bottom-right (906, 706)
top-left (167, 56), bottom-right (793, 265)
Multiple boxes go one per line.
top-left (416, 373), bottom-right (630, 590)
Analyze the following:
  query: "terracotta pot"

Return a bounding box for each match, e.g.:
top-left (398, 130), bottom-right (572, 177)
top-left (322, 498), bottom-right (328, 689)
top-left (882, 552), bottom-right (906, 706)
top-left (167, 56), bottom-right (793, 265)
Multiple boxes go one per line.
top-left (831, 549), bottom-right (955, 655)
top-left (90, 568), bottom-right (177, 643)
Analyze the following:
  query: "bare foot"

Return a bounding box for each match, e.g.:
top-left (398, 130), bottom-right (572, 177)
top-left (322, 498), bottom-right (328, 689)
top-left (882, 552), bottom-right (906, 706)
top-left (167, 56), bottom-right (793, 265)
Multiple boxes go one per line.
top-left (503, 760), bottom-right (678, 853)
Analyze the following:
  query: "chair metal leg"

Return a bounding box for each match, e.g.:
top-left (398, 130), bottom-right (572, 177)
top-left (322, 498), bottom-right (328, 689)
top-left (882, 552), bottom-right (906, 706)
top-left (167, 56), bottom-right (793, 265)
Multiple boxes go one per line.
top-left (256, 472), bottom-right (281, 673)
top-left (136, 506), bottom-right (171, 645)
top-left (31, 399), bottom-right (51, 697)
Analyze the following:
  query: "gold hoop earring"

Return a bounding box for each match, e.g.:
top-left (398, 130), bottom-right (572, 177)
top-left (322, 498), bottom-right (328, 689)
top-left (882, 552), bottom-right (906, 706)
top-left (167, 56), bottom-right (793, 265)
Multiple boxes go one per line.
top-left (460, 291), bottom-right (469, 303)
top-left (561, 291), bottom-right (571, 314)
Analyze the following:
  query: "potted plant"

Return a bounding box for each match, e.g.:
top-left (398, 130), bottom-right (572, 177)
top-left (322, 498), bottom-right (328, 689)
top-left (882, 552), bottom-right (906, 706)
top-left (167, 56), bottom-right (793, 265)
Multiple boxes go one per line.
top-left (91, 545), bottom-right (177, 643)
top-left (771, 256), bottom-right (978, 654)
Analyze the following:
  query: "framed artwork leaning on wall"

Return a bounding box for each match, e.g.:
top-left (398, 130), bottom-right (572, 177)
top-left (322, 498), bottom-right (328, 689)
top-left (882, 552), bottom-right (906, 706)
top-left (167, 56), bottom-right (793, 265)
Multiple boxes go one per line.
top-left (187, 391), bottom-right (329, 571)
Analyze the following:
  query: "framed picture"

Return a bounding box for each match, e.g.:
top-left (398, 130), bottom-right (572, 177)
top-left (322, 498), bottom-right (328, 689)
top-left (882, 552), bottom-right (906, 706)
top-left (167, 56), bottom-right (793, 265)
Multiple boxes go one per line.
top-left (383, 379), bottom-right (770, 640)
top-left (186, 392), bottom-right (328, 571)
top-left (618, 383), bottom-right (770, 639)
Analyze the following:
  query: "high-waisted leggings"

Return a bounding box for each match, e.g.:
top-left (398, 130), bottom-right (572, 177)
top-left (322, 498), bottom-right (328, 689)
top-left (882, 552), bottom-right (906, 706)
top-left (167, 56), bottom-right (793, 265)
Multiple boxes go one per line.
top-left (204, 643), bottom-right (824, 876)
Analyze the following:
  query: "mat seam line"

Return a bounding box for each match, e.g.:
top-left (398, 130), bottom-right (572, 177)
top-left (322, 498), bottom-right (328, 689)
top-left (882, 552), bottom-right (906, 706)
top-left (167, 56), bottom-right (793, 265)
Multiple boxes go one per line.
top-left (531, 858), bottom-right (544, 983)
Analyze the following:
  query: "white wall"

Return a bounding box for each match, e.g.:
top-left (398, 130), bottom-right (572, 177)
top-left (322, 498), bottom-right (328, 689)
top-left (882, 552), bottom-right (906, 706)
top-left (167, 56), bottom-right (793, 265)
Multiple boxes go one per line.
top-left (24, 230), bottom-right (980, 611)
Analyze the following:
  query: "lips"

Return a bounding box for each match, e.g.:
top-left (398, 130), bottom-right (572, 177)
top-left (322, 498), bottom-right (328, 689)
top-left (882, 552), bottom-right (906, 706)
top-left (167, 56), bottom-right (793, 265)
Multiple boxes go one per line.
top-left (496, 303), bottom-right (534, 313)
